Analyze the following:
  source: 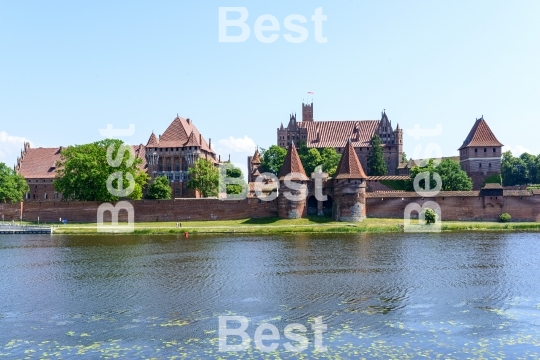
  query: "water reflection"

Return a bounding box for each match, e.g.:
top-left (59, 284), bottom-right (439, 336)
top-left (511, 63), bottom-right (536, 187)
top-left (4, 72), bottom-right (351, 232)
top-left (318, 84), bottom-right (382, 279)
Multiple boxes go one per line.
top-left (0, 232), bottom-right (539, 358)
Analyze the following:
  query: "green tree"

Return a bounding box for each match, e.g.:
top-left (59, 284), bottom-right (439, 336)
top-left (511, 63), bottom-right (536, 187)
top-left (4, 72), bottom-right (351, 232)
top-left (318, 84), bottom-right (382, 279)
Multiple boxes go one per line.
top-left (260, 145), bottom-right (287, 176)
top-left (187, 158), bottom-right (219, 197)
top-left (54, 139), bottom-right (149, 201)
top-left (146, 176), bottom-right (171, 200)
top-left (320, 147), bottom-right (341, 177)
top-left (219, 163), bottom-right (247, 196)
top-left (0, 163), bottom-right (29, 203)
top-left (408, 158), bottom-right (472, 191)
top-left (401, 152), bottom-right (408, 163)
top-left (422, 208), bottom-right (438, 224)
top-left (298, 143), bottom-right (322, 176)
top-left (367, 135), bottom-right (388, 176)
top-left (502, 151), bottom-right (529, 186)
top-left (521, 153), bottom-right (537, 184)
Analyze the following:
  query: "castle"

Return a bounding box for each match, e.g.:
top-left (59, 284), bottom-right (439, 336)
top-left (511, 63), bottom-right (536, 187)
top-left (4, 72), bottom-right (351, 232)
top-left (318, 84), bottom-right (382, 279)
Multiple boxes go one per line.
top-left (276, 102), bottom-right (403, 175)
top-left (13, 104), bottom-right (504, 206)
top-left (14, 116), bottom-right (219, 200)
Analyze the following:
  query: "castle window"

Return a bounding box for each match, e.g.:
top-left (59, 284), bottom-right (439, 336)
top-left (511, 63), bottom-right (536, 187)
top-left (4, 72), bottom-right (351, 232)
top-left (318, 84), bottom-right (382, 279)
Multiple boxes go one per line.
top-left (44, 193), bottom-right (47, 199)
top-left (167, 164), bottom-right (171, 171)
top-left (54, 193), bottom-right (58, 199)
top-left (489, 163), bottom-right (491, 167)
top-left (484, 148), bottom-right (487, 152)
top-left (175, 188), bottom-right (180, 195)
top-left (493, 148), bottom-right (496, 153)
top-left (479, 163), bottom-right (482, 168)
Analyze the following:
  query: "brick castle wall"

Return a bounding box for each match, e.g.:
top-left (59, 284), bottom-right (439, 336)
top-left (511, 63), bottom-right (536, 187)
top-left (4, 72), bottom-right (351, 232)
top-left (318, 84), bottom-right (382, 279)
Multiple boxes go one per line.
top-left (21, 198), bottom-right (278, 223)
top-left (367, 194), bottom-right (540, 222)
top-left (8, 192), bottom-right (540, 223)
top-left (0, 202), bottom-right (23, 221)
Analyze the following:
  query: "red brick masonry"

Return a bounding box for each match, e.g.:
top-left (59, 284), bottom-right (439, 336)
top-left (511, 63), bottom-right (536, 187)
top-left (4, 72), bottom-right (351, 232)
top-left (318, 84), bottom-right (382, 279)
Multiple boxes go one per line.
top-left (1, 190), bottom-right (539, 223)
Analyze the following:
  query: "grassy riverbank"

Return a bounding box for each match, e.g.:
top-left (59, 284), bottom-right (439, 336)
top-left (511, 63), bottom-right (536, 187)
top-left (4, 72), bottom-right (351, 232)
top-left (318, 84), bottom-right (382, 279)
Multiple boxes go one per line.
top-left (24, 217), bottom-right (540, 234)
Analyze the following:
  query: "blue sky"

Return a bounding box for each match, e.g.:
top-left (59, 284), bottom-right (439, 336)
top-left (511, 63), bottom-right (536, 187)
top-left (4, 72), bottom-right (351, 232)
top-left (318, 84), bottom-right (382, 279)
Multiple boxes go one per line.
top-left (1, 1), bottom-right (539, 173)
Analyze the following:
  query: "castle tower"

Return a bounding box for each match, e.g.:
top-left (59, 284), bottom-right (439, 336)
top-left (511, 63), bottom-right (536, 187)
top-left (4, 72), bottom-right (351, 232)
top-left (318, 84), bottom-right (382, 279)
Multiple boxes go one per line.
top-left (302, 102), bottom-right (313, 122)
top-left (248, 147), bottom-right (262, 182)
top-left (332, 139), bottom-right (368, 222)
top-left (459, 116), bottom-right (503, 190)
top-left (278, 143), bottom-right (309, 219)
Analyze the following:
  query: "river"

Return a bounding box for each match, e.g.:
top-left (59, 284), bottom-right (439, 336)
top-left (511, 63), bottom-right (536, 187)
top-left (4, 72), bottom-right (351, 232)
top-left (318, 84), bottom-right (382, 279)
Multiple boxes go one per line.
top-left (1, 232), bottom-right (540, 358)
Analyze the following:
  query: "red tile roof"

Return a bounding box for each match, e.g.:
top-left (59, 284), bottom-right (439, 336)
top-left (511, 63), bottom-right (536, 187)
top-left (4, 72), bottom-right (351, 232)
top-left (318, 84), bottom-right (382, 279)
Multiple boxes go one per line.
top-left (459, 118), bottom-right (503, 150)
top-left (300, 120), bottom-right (380, 148)
top-left (334, 140), bottom-right (367, 179)
top-left (184, 131), bottom-right (200, 147)
top-left (146, 133), bottom-right (158, 147)
top-left (156, 117), bottom-right (214, 153)
top-left (278, 143), bottom-right (309, 180)
top-left (367, 176), bottom-right (410, 181)
top-left (251, 148), bottom-right (261, 164)
top-left (17, 147), bottom-right (62, 179)
top-left (17, 144), bottom-right (148, 179)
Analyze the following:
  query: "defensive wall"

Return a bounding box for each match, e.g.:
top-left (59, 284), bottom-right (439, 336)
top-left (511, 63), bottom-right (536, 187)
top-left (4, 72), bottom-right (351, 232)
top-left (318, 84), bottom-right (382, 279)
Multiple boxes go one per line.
top-left (1, 190), bottom-right (539, 223)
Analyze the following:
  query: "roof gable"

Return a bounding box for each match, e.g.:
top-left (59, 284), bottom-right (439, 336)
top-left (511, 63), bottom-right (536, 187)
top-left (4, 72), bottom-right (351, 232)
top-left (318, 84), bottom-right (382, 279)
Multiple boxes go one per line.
top-left (459, 118), bottom-right (503, 150)
top-left (157, 117), bottom-right (214, 153)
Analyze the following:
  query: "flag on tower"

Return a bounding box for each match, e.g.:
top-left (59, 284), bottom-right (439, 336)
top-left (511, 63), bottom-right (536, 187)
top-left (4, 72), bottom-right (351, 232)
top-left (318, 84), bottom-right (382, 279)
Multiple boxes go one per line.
top-left (308, 91), bottom-right (314, 94)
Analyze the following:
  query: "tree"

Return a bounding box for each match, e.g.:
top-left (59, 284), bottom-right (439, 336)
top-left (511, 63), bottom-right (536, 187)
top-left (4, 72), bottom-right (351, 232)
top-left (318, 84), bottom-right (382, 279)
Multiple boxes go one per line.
top-left (219, 163), bottom-right (247, 196)
top-left (320, 147), bottom-right (341, 177)
top-left (502, 151), bottom-right (530, 186)
top-left (401, 152), bottom-right (408, 163)
top-left (298, 143), bottom-right (322, 176)
top-left (408, 158), bottom-right (472, 191)
top-left (422, 208), bottom-right (438, 224)
top-left (187, 158), bottom-right (219, 197)
top-left (260, 145), bottom-right (287, 176)
top-left (54, 139), bottom-right (149, 201)
top-left (146, 176), bottom-right (171, 200)
top-left (0, 163), bottom-right (29, 203)
top-left (367, 135), bottom-right (388, 176)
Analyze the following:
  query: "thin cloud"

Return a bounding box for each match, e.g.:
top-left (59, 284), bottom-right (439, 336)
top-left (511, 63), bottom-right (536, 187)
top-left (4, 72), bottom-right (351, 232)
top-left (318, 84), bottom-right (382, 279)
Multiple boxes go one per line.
top-left (503, 145), bottom-right (532, 157)
top-left (217, 135), bottom-right (257, 154)
top-left (0, 131), bottom-right (32, 166)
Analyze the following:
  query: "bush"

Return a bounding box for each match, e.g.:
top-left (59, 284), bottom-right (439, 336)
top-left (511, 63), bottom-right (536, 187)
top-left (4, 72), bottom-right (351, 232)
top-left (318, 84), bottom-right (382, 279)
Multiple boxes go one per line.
top-left (527, 185), bottom-right (540, 190)
top-left (499, 213), bottom-right (512, 222)
top-left (422, 208), bottom-right (438, 225)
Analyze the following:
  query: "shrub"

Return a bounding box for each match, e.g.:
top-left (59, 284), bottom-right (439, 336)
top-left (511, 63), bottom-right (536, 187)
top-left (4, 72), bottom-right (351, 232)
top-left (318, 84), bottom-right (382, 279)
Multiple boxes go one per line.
top-left (499, 213), bottom-right (512, 222)
top-left (422, 208), bottom-right (438, 225)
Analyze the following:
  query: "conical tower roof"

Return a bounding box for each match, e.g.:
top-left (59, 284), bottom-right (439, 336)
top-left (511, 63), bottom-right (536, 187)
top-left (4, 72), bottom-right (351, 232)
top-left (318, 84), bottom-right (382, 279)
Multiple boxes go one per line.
top-left (278, 143), bottom-right (309, 181)
top-left (251, 148), bottom-right (261, 164)
top-left (146, 132), bottom-right (158, 147)
top-left (459, 117), bottom-right (503, 150)
top-left (334, 139), bottom-right (367, 179)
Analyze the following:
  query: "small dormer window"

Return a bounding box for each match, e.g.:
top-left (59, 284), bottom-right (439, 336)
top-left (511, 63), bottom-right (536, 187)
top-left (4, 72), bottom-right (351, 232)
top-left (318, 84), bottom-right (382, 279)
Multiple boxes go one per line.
top-left (493, 148), bottom-right (496, 153)
top-left (475, 149), bottom-right (478, 153)
top-left (484, 148), bottom-right (487, 152)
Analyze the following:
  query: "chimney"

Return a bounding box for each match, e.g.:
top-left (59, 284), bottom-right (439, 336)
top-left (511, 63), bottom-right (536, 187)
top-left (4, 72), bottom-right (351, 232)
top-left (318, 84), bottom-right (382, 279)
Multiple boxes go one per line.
top-left (219, 155), bottom-right (221, 162)
top-left (209, 138), bottom-right (211, 149)
top-left (186, 118), bottom-right (190, 124)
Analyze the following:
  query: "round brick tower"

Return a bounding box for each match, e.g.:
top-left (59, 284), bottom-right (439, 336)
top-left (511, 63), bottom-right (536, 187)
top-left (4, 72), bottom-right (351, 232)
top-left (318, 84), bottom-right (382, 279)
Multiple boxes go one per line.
top-left (332, 139), bottom-right (368, 222)
top-left (277, 143), bottom-right (309, 219)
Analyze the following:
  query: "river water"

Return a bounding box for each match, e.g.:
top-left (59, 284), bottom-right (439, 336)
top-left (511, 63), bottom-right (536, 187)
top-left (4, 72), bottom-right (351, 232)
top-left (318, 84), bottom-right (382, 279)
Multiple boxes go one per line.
top-left (1, 232), bottom-right (540, 358)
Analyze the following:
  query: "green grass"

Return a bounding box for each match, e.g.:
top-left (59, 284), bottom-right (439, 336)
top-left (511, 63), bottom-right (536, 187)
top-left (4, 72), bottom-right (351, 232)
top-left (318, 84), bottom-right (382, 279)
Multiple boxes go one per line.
top-left (22, 216), bottom-right (540, 235)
